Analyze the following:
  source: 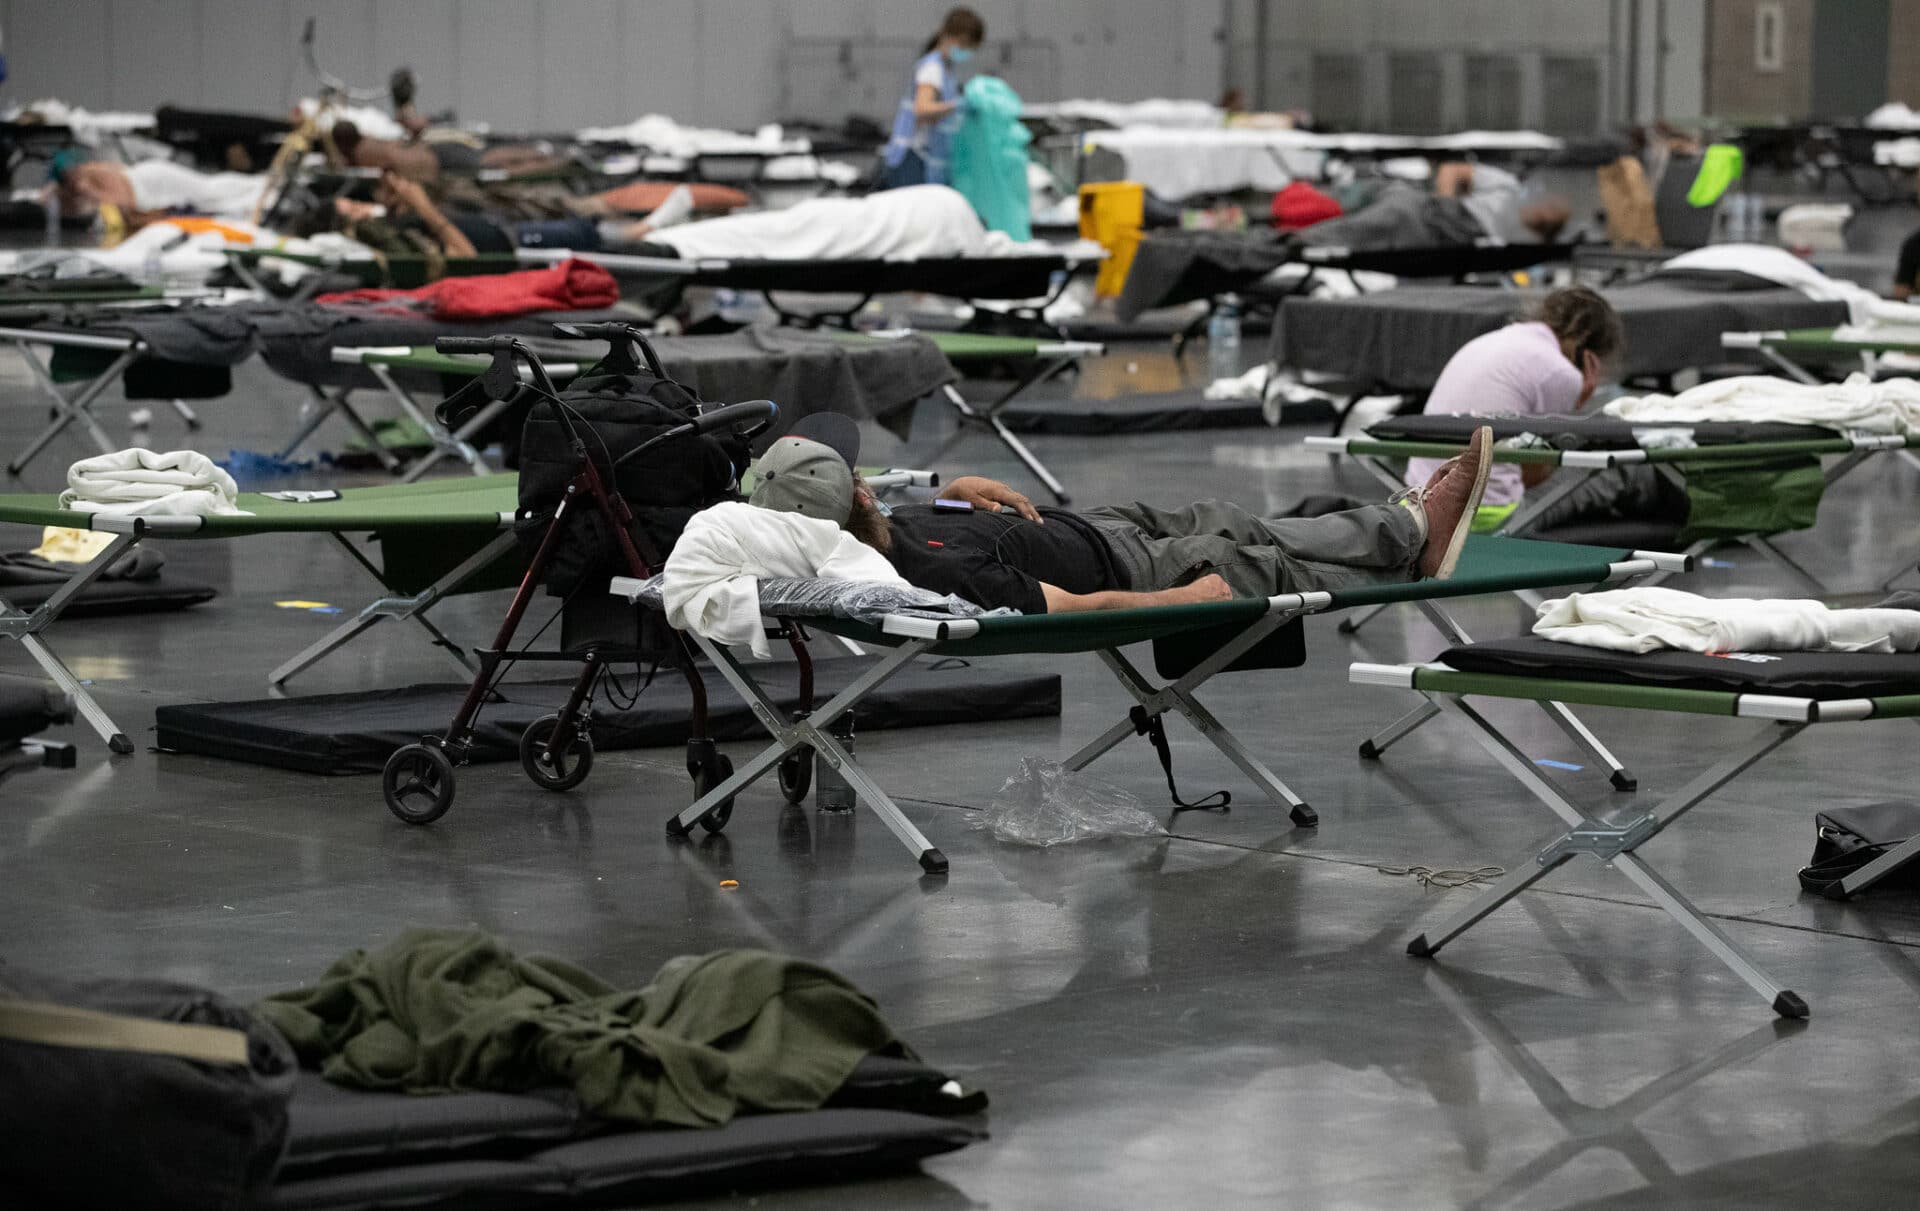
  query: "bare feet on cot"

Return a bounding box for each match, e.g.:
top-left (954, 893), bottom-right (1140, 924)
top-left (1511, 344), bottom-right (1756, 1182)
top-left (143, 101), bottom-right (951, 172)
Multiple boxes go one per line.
top-left (1415, 425), bottom-right (1493, 580)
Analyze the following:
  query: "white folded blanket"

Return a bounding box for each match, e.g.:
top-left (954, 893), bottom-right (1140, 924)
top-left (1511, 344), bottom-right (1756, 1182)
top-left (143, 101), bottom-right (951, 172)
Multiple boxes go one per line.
top-left (1660, 244), bottom-right (1920, 329)
top-left (59, 449), bottom-right (249, 518)
top-left (1533, 587), bottom-right (1920, 654)
top-left (651, 185), bottom-right (1058, 262)
top-left (1601, 372), bottom-right (1920, 436)
top-left (661, 501), bottom-right (906, 657)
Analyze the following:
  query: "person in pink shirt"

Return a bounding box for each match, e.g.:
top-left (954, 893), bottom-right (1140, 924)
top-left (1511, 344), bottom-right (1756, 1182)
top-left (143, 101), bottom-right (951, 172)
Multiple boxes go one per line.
top-left (1406, 287), bottom-right (1642, 531)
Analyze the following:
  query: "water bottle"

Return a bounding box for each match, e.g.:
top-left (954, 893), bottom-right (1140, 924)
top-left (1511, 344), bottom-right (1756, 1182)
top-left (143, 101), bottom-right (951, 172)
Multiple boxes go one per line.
top-left (814, 711), bottom-right (857, 813)
top-left (1207, 294), bottom-right (1242, 383)
top-left (43, 189), bottom-right (58, 247)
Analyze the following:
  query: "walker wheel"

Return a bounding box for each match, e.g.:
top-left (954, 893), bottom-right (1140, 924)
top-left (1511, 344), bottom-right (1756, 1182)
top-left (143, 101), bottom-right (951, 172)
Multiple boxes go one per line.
top-left (778, 747), bottom-right (813, 804)
top-left (383, 743), bottom-right (456, 825)
top-left (519, 713), bottom-right (594, 791)
top-left (693, 754), bottom-right (736, 833)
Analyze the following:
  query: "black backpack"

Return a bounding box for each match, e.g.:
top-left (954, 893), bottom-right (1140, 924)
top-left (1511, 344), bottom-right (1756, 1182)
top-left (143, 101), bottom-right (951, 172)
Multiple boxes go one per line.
top-left (514, 363), bottom-right (750, 599)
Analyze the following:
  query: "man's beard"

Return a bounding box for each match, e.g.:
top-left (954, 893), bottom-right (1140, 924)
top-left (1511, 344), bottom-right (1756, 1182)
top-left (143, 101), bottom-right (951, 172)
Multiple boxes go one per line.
top-left (845, 494), bottom-right (893, 555)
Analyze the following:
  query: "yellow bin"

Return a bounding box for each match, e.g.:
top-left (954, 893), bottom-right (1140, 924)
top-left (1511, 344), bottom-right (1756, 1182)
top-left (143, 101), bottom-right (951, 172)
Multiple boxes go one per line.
top-left (1079, 181), bottom-right (1145, 298)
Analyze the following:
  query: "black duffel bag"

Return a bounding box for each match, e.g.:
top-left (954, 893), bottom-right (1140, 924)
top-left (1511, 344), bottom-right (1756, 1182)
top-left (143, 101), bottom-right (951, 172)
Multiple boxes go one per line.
top-left (1797, 801), bottom-right (1920, 898)
top-left (515, 365), bottom-right (748, 599)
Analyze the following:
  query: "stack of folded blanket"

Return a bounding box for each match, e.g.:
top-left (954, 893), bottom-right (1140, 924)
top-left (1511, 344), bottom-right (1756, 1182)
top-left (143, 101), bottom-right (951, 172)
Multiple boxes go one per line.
top-left (58, 448), bottom-right (249, 518)
top-left (1533, 586), bottom-right (1920, 654)
top-left (1602, 372), bottom-right (1920, 435)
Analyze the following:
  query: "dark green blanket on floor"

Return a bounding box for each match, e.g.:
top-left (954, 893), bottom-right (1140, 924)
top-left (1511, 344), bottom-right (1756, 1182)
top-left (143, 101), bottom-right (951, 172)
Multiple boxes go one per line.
top-left (255, 930), bottom-right (909, 1128)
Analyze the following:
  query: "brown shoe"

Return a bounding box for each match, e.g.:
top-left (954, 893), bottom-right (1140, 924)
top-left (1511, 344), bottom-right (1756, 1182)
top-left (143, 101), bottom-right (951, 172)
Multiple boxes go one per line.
top-left (1415, 426), bottom-right (1493, 579)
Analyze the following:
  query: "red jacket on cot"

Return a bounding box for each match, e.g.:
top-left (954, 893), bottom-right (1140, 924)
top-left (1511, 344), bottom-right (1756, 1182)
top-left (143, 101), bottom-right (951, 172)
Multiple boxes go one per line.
top-left (316, 257), bottom-right (620, 320)
top-left (1271, 181), bottom-right (1342, 230)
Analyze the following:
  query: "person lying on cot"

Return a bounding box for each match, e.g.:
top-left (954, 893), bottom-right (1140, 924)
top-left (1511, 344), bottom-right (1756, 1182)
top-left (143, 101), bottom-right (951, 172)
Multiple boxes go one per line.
top-left (49, 151), bottom-right (269, 228)
top-left (1298, 161), bottom-right (1570, 249)
top-left (293, 170), bottom-right (703, 258)
top-left (327, 119), bottom-right (570, 184)
top-left (710, 413), bottom-right (1494, 615)
top-left (601, 184), bottom-right (1016, 263)
top-left (1400, 285), bottom-right (1682, 534)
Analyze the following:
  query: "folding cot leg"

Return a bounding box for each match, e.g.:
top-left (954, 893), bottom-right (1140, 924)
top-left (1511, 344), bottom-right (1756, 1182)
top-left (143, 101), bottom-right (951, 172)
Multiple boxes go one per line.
top-left (1066, 636), bottom-right (1318, 827)
top-left (267, 532), bottom-right (515, 687)
top-left (1753, 345), bottom-right (1823, 386)
top-left (168, 399), bottom-right (201, 430)
top-left (1497, 469), bottom-right (1602, 538)
top-left (1357, 700), bottom-right (1439, 759)
top-left (1359, 600), bottom-right (1637, 790)
top-left (0, 531), bottom-right (143, 753)
top-left (1744, 535), bottom-right (1830, 595)
top-left (667, 635), bottom-right (947, 872)
top-left (282, 386), bottom-right (404, 472)
top-left (9, 345), bottom-right (140, 476)
top-left (1609, 850), bottom-right (1806, 1018)
top-left (1410, 596), bottom-right (1640, 792)
top-left (401, 397), bottom-right (507, 483)
top-left (1539, 699), bottom-right (1638, 791)
top-left (1336, 602), bottom-right (1392, 636)
top-left (1829, 834), bottom-right (1920, 899)
top-left (368, 363), bottom-right (493, 481)
top-left (1408, 692), bottom-right (1807, 1017)
top-left (931, 383), bottom-right (1072, 504)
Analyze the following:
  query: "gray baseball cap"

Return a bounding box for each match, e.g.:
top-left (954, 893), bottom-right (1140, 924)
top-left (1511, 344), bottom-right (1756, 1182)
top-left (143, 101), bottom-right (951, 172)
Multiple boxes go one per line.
top-left (747, 412), bottom-right (863, 522)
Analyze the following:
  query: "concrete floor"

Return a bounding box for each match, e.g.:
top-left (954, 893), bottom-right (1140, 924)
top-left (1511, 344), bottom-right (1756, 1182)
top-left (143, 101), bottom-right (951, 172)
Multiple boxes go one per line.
top-left (7, 220), bottom-right (1920, 1207)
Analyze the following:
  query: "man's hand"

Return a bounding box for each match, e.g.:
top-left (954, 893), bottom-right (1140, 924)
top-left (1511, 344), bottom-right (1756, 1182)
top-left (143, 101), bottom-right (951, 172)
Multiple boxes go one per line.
top-left (1165, 573), bottom-right (1232, 604)
top-left (945, 475), bottom-right (1042, 522)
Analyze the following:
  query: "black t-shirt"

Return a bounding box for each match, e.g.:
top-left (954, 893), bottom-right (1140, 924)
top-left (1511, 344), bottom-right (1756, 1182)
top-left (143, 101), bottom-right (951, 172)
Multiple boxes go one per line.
top-left (1898, 229), bottom-right (1920, 294)
top-left (880, 504), bottom-right (1123, 615)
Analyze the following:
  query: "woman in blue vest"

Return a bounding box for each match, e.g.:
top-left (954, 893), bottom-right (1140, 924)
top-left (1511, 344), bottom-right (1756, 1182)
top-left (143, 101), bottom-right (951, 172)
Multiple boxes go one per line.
top-left (880, 7), bottom-right (984, 189)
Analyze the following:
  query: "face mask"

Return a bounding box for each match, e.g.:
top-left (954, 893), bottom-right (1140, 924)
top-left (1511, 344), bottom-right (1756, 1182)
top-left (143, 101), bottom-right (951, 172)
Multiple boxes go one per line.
top-left (948, 46), bottom-right (974, 65)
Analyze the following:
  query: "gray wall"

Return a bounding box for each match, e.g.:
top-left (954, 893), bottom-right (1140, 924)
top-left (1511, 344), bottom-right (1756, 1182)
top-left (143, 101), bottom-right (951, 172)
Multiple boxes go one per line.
top-left (0, 0), bottom-right (1228, 132)
top-left (1224, 0), bottom-right (1709, 132)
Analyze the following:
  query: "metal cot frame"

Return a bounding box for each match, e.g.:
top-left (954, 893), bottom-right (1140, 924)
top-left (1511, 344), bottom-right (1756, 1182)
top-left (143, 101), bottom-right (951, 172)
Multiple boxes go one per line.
top-left (619, 539), bottom-right (1680, 874)
top-left (1352, 658), bottom-right (1920, 1018)
top-left (1307, 430), bottom-right (1914, 596)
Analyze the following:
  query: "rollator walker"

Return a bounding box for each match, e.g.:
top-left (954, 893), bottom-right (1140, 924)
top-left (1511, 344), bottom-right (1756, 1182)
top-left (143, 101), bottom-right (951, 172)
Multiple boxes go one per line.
top-left (380, 323), bottom-right (820, 826)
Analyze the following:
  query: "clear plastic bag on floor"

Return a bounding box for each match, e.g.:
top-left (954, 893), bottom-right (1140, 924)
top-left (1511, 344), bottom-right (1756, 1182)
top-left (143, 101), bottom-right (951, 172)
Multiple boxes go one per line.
top-left (977, 757), bottom-right (1167, 847)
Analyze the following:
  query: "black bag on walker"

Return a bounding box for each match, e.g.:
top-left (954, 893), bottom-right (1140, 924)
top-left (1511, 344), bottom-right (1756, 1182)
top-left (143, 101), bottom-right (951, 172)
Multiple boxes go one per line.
top-left (515, 366), bottom-right (748, 599)
top-left (1797, 801), bottom-right (1920, 895)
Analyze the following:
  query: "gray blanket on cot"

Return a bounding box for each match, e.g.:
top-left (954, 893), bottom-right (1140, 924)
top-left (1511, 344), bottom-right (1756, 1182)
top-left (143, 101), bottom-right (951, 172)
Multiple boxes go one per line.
top-left (1272, 275), bottom-right (1850, 390)
top-left (627, 575), bottom-right (1009, 627)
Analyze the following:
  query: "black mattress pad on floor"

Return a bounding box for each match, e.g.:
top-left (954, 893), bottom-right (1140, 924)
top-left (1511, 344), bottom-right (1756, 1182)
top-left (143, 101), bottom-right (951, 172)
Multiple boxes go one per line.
top-left (1273, 279), bottom-right (1849, 391)
top-left (998, 389), bottom-right (1332, 434)
top-left (0, 574), bottom-right (218, 617)
top-left (156, 658), bottom-right (1063, 774)
top-left (0, 675), bottom-right (66, 745)
top-left (1440, 636), bottom-right (1920, 699)
top-left (687, 254), bottom-right (1069, 300)
top-left (272, 1055), bottom-right (984, 1210)
top-left (1368, 412), bottom-right (1833, 448)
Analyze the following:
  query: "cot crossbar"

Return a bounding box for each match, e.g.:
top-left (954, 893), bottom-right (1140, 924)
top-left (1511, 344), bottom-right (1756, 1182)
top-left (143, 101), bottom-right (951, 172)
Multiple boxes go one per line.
top-left (1349, 658), bottom-right (1920, 1016)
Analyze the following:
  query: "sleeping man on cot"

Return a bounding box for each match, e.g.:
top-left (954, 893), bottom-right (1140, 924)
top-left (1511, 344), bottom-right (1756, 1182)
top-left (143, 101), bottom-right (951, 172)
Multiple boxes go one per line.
top-left (664, 413), bottom-right (1495, 623)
